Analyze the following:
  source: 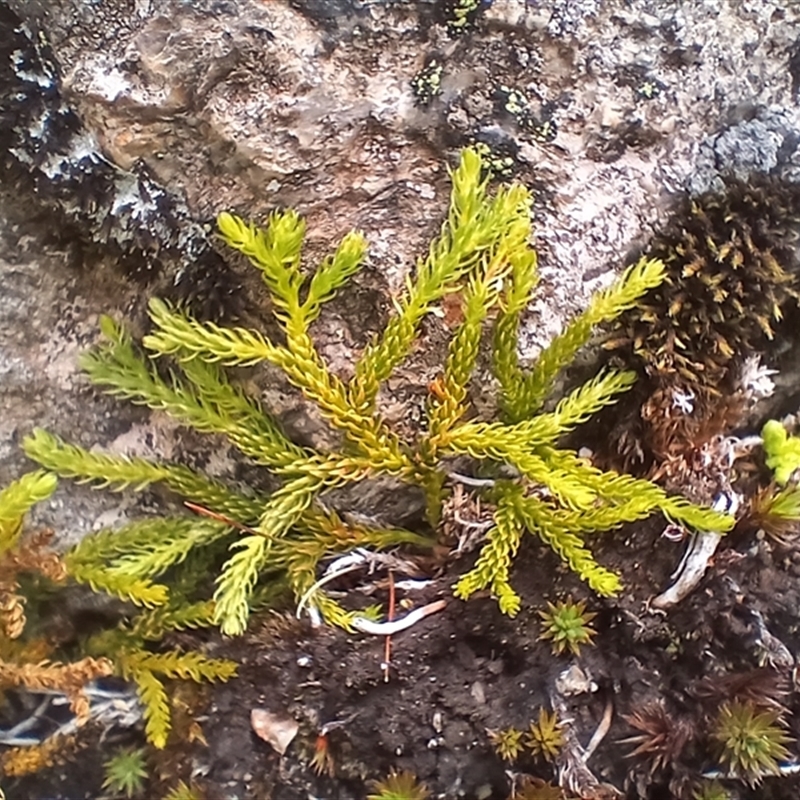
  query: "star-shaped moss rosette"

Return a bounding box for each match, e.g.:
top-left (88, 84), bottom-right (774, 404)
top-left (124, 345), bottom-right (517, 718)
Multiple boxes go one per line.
top-left (712, 700), bottom-right (793, 785)
top-left (538, 597), bottom-right (597, 656)
top-left (525, 707), bottom-right (564, 762)
top-left (367, 770), bottom-right (430, 800)
top-left (101, 747), bottom-right (149, 799)
top-left (488, 727), bottom-right (525, 762)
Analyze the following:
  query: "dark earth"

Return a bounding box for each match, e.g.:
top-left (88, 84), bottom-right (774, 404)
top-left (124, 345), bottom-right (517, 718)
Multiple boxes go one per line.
top-left (8, 507), bottom-right (800, 800)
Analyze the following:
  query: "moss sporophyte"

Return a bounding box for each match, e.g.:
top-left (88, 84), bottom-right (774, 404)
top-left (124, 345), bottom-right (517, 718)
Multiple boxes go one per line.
top-left (24, 149), bottom-right (733, 646)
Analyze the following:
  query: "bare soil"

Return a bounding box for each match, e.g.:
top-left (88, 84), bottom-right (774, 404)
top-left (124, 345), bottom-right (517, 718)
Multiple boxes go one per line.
top-left (10, 514), bottom-right (800, 800)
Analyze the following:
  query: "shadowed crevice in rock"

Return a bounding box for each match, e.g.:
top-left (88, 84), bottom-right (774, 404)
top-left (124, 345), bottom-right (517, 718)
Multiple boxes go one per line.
top-left (0, 2), bottom-right (241, 320)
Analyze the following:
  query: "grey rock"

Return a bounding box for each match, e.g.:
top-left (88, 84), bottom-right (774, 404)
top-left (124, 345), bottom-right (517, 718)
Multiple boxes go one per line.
top-left (689, 107), bottom-right (800, 195)
top-left (2, 0), bottom-right (800, 540)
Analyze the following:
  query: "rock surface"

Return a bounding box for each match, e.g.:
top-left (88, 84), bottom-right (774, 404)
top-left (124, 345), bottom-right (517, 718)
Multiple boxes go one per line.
top-left (3, 0), bottom-right (800, 531)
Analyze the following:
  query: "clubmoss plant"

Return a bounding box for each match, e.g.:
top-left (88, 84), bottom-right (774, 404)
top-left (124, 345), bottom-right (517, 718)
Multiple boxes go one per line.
top-left (712, 700), bottom-right (793, 784)
top-left (537, 598), bottom-right (597, 656)
top-left (0, 472), bottom-right (114, 721)
top-left (762, 420), bottom-right (800, 486)
top-left (24, 149), bottom-right (733, 640)
top-left (0, 472), bottom-right (236, 751)
top-left (0, 733), bottom-right (79, 779)
top-left (0, 471), bottom-right (63, 640)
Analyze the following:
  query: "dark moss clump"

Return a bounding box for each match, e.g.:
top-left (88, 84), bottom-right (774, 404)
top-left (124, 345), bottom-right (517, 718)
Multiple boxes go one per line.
top-left (607, 176), bottom-right (800, 386)
top-left (470, 135), bottom-right (520, 179)
top-left (492, 85), bottom-right (559, 144)
top-left (411, 56), bottom-right (444, 106)
top-left (600, 176), bottom-right (800, 472)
